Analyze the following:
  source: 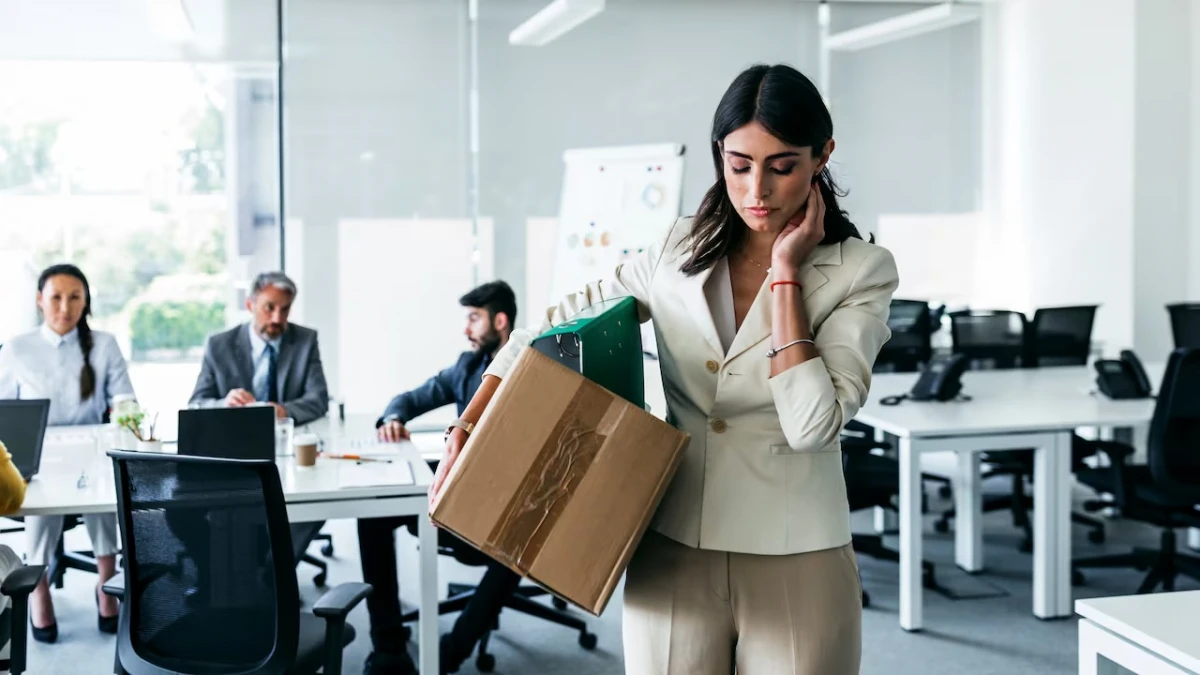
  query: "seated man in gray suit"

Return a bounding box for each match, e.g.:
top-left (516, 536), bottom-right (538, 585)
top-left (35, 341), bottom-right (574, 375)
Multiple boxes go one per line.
top-left (188, 270), bottom-right (330, 569)
top-left (189, 271), bottom-right (329, 425)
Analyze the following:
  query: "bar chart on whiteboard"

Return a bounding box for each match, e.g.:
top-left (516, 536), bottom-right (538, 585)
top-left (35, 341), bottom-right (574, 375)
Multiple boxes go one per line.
top-left (548, 143), bottom-right (686, 418)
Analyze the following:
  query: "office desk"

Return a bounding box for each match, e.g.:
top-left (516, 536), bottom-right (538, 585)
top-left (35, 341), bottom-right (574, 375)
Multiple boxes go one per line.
top-left (1077, 592), bottom-right (1200, 674)
top-left (25, 420), bottom-right (442, 675)
top-left (305, 414), bottom-right (446, 463)
top-left (857, 366), bottom-right (1156, 631)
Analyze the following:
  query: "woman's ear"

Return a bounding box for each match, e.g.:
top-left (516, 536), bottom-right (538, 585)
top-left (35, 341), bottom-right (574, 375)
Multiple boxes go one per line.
top-left (815, 138), bottom-right (836, 176)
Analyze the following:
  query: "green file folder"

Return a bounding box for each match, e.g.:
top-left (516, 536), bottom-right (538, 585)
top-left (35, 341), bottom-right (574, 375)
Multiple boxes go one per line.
top-left (531, 296), bottom-right (645, 409)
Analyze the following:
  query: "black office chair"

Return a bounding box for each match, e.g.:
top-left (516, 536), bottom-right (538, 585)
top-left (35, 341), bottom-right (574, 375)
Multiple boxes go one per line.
top-left (292, 522), bottom-right (334, 587)
top-left (948, 309), bottom-right (1028, 369)
top-left (1026, 305), bottom-right (1098, 366)
top-left (398, 509), bottom-right (596, 672)
top-left (1167, 303), bottom-right (1200, 348)
top-left (1024, 306), bottom-right (1108, 543)
top-left (1074, 348), bottom-right (1200, 593)
top-left (876, 299), bottom-right (934, 373)
top-left (0, 562), bottom-right (46, 675)
top-left (104, 450), bottom-right (370, 675)
top-left (936, 310), bottom-right (1035, 548)
top-left (841, 434), bottom-right (938, 608)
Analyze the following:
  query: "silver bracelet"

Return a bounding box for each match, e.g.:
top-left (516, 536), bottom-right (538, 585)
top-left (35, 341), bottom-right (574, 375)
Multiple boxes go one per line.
top-left (766, 338), bottom-right (815, 358)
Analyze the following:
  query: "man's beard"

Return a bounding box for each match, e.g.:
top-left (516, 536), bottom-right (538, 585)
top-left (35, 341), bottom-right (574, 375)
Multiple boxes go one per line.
top-left (471, 326), bottom-right (501, 354)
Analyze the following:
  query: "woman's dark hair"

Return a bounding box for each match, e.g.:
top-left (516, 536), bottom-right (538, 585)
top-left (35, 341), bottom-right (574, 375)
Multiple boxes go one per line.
top-left (37, 264), bottom-right (96, 401)
top-left (681, 63), bottom-right (862, 276)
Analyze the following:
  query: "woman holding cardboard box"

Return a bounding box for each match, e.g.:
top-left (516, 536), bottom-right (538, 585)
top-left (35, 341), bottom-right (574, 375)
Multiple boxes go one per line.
top-left (432, 64), bottom-right (897, 675)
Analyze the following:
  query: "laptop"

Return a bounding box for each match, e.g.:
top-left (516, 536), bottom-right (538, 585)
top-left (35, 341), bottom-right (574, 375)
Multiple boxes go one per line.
top-left (0, 399), bottom-right (51, 480)
top-left (177, 406), bottom-right (275, 461)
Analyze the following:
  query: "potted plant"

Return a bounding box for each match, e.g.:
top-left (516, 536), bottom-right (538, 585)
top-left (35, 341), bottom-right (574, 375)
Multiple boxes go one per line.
top-left (116, 410), bottom-right (162, 453)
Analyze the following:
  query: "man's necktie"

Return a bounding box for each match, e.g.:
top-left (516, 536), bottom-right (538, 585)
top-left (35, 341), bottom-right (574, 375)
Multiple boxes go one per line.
top-left (266, 343), bottom-right (279, 404)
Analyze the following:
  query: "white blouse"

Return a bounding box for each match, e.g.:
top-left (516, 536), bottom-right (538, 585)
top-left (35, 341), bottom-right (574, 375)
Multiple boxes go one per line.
top-left (0, 324), bottom-right (135, 426)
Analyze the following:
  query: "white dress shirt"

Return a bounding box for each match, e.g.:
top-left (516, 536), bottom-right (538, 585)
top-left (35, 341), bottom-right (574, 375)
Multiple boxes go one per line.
top-left (0, 324), bottom-right (135, 425)
top-left (247, 324), bottom-right (282, 403)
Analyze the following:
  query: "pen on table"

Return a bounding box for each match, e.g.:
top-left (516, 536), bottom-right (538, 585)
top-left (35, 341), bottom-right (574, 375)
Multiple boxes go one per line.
top-left (323, 453), bottom-right (393, 463)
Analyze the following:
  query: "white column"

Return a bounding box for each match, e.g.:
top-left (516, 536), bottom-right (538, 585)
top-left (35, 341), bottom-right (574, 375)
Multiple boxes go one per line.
top-left (980, 0), bottom-right (1137, 348)
top-left (1132, 0), bottom-right (1194, 356)
top-left (1192, 1), bottom-right (1200, 300)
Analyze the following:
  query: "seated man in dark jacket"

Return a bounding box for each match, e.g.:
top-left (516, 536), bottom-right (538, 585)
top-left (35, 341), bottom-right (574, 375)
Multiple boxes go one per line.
top-left (360, 281), bottom-right (523, 675)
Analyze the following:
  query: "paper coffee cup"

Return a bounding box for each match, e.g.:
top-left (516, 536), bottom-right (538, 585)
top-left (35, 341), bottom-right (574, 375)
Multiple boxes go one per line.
top-left (295, 433), bottom-right (320, 467)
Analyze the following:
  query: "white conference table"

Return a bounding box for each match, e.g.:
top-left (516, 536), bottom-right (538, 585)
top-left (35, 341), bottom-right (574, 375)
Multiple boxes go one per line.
top-left (1077, 591), bottom-right (1200, 674)
top-left (22, 416), bottom-right (441, 675)
top-left (856, 365), bottom-right (1158, 632)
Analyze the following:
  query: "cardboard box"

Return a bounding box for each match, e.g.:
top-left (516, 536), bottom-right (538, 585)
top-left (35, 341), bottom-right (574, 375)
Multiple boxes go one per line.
top-left (431, 347), bottom-right (688, 615)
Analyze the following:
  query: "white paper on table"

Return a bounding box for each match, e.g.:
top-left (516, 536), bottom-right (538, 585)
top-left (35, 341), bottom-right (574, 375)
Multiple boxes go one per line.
top-left (336, 460), bottom-right (415, 489)
top-left (328, 438), bottom-right (405, 458)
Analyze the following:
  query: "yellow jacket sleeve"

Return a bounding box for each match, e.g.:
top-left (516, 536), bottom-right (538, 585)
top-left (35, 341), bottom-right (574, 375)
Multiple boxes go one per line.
top-left (0, 442), bottom-right (27, 516)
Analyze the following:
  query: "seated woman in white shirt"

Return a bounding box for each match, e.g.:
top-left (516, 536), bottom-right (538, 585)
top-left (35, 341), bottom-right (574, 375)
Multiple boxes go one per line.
top-left (0, 264), bottom-right (129, 643)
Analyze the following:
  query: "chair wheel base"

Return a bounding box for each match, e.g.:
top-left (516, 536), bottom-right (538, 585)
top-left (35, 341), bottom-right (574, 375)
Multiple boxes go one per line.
top-left (476, 653), bottom-right (496, 672)
top-left (938, 485), bottom-right (952, 499)
top-left (552, 598), bottom-right (568, 611)
top-left (313, 572), bottom-right (327, 587)
top-left (321, 544), bottom-right (335, 557)
top-left (579, 632), bottom-right (597, 650)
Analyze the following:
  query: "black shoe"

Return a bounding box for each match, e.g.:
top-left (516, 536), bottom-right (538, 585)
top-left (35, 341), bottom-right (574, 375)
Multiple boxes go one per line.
top-left (363, 649), bottom-right (418, 675)
top-left (31, 621), bottom-right (58, 644)
top-left (440, 634), bottom-right (465, 674)
top-left (97, 589), bottom-right (119, 634)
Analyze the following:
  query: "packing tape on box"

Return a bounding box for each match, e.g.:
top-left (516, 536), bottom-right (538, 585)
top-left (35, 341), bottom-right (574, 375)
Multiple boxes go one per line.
top-left (484, 383), bottom-right (615, 574)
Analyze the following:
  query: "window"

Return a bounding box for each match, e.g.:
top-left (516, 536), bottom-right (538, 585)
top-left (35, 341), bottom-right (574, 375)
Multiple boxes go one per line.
top-left (0, 60), bottom-right (279, 433)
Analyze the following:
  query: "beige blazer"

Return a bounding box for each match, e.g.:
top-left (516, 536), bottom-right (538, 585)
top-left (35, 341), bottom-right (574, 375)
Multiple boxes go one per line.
top-left (486, 217), bottom-right (899, 556)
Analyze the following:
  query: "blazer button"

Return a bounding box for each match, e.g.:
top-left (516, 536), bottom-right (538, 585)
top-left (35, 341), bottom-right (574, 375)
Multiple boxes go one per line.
top-left (711, 418), bottom-right (727, 434)
top-left (705, 360), bottom-right (719, 374)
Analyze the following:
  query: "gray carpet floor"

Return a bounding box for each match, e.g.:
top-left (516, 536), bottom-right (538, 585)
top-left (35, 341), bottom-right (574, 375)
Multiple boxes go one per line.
top-left (11, 486), bottom-right (1193, 675)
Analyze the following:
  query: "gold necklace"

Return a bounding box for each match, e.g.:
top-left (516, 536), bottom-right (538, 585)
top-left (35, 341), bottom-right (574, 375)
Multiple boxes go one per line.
top-left (740, 251), bottom-right (769, 272)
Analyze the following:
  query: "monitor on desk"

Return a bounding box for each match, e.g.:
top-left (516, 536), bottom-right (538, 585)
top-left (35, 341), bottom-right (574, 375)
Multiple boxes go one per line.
top-left (0, 399), bottom-right (50, 480)
top-left (178, 406), bottom-right (275, 461)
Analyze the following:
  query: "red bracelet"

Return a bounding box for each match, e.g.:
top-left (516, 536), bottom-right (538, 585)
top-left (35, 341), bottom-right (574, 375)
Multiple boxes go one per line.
top-left (770, 280), bottom-right (802, 292)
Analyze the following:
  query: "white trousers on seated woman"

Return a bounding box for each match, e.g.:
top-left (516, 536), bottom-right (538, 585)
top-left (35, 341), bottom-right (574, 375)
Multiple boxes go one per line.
top-left (24, 514), bottom-right (119, 566)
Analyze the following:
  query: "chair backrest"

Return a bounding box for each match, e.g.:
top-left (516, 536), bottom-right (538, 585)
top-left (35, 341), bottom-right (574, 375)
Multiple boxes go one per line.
top-left (1027, 305), bottom-right (1098, 367)
top-left (1147, 348), bottom-right (1200, 496)
top-left (109, 451), bottom-right (299, 675)
top-left (949, 309), bottom-right (1027, 370)
top-left (876, 299), bottom-right (933, 373)
top-left (1167, 304), bottom-right (1200, 349)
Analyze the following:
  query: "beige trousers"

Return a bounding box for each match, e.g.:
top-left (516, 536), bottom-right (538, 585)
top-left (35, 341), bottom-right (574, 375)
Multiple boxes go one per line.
top-left (622, 530), bottom-right (862, 675)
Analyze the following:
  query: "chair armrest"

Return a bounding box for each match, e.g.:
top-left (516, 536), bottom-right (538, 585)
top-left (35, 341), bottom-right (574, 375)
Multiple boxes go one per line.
top-left (314, 583), bottom-right (373, 675)
top-left (2, 565), bottom-right (43, 675)
top-left (312, 582), bottom-right (372, 620)
top-left (102, 572), bottom-right (125, 600)
top-left (1085, 441), bottom-right (1134, 507)
top-left (840, 435), bottom-right (890, 455)
top-left (1087, 440), bottom-right (1136, 462)
top-left (0, 565), bottom-right (45, 598)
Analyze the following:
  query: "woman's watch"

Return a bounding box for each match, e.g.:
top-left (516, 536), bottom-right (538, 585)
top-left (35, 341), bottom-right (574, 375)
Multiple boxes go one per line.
top-left (444, 419), bottom-right (476, 439)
